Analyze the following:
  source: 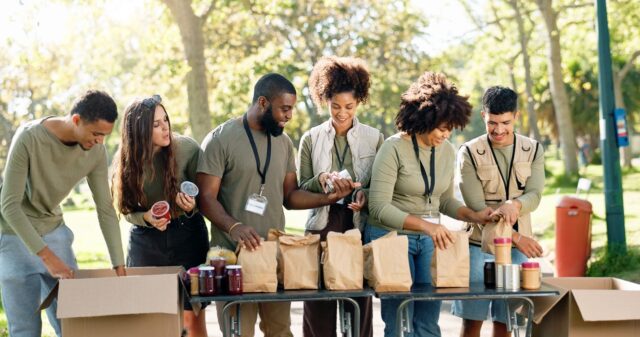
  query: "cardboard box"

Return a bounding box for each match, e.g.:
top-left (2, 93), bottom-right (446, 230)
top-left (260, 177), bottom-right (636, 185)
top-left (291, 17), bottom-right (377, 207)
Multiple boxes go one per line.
top-left (41, 266), bottom-right (186, 337)
top-left (532, 277), bottom-right (640, 337)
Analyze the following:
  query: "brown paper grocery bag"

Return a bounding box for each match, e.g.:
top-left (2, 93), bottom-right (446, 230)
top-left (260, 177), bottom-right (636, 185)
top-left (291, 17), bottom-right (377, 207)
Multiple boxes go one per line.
top-left (280, 234), bottom-right (320, 289)
top-left (363, 231), bottom-right (412, 292)
top-left (431, 230), bottom-right (471, 288)
top-left (237, 240), bottom-right (278, 292)
top-left (267, 229), bottom-right (286, 286)
top-left (322, 229), bottom-right (363, 290)
top-left (481, 217), bottom-right (512, 255)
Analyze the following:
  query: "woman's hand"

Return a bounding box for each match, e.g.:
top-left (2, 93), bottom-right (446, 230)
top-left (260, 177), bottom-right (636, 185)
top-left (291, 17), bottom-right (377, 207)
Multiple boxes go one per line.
top-left (143, 210), bottom-right (170, 231)
top-left (348, 189), bottom-right (367, 212)
top-left (423, 221), bottom-right (454, 250)
top-left (176, 192), bottom-right (195, 213)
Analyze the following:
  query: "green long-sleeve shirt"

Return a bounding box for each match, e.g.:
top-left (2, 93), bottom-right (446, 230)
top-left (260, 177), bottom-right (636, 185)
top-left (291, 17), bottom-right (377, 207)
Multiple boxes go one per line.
top-left (123, 135), bottom-right (202, 226)
top-left (0, 118), bottom-right (124, 266)
top-left (457, 142), bottom-right (545, 213)
top-left (368, 134), bottom-right (464, 235)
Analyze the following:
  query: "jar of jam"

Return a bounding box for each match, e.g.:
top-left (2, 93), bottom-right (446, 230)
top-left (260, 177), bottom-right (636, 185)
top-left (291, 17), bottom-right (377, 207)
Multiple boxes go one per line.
top-left (483, 261), bottom-right (496, 288)
top-left (210, 257), bottom-right (227, 277)
top-left (199, 266), bottom-right (215, 296)
top-left (521, 261), bottom-right (541, 289)
top-left (494, 237), bottom-right (512, 265)
top-left (226, 265), bottom-right (243, 295)
top-left (188, 267), bottom-right (200, 296)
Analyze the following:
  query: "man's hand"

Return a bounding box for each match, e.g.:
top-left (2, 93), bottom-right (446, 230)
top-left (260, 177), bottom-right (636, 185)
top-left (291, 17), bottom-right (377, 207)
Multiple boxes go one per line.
top-left (38, 246), bottom-right (74, 279)
top-left (490, 200), bottom-right (521, 225)
top-left (114, 265), bottom-right (127, 276)
top-left (229, 223), bottom-right (262, 251)
top-left (514, 232), bottom-right (543, 258)
top-left (143, 210), bottom-right (170, 231)
top-left (348, 190), bottom-right (367, 212)
top-left (470, 207), bottom-right (493, 225)
top-left (327, 177), bottom-right (361, 203)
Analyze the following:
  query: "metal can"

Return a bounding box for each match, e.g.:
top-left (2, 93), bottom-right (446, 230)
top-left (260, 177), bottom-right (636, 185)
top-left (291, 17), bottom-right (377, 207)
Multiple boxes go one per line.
top-left (227, 265), bottom-right (243, 295)
top-left (484, 261), bottom-right (496, 288)
top-left (199, 266), bottom-right (215, 296)
top-left (503, 264), bottom-right (521, 290)
top-left (495, 264), bottom-right (505, 288)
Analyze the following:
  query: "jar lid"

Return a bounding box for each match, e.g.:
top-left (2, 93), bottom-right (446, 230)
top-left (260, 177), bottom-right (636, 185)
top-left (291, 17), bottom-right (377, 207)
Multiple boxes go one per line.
top-left (226, 265), bottom-right (242, 269)
top-left (522, 261), bottom-right (540, 268)
top-left (188, 267), bottom-right (200, 274)
top-left (494, 237), bottom-right (512, 244)
top-left (199, 266), bottom-right (214, 271)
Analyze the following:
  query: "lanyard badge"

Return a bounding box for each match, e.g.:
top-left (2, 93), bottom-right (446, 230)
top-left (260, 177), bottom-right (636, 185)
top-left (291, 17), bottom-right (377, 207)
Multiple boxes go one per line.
top-left (242, 114), bottom-right (271, 216)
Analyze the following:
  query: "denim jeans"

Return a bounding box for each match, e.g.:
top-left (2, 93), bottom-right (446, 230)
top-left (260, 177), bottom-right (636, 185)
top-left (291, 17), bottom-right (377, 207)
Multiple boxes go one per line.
top-left (451, 244), bottom-right (527, 323)
top-left (364, 225), bottom-right (441, 337)
top-left (0, 224), bottom-right (78, 337)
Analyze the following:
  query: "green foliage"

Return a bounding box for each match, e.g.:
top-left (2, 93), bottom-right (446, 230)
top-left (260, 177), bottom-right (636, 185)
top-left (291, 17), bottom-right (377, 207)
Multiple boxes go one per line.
top-left (587, 245), bottom-right (640, 282)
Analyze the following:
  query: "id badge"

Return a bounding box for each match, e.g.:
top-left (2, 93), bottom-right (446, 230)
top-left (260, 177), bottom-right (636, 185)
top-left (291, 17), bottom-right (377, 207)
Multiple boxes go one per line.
top-left (245, 193), bottom-right (268, 215)
top-left (421, 209), bottom-right (440, 224)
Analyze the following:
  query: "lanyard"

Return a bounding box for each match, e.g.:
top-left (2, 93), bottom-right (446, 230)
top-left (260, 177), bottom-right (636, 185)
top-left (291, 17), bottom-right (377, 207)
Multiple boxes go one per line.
top-left (411, 134), bottom-right (436, 204)
top-left (243, 114), bottom-right (271, 193)
top-left (486, 134), bottom-right (516, 200)
top-left (334, 137), bottom-right (350, 170)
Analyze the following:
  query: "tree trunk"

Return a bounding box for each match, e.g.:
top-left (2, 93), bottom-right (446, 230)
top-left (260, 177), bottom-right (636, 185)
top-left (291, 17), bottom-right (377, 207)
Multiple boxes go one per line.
top-left (535, 0), bottom-right (579, 175)
top-left (161, 0), bottom-right (212, 143)
top-left (510, 0), bottom-right (541, 141)
top-left (612, 50), bottom-right (640, 168)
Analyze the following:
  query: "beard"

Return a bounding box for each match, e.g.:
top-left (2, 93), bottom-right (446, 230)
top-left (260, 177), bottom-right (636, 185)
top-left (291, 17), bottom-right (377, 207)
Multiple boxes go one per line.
top-left (260, 105), bottom-right (284, 137)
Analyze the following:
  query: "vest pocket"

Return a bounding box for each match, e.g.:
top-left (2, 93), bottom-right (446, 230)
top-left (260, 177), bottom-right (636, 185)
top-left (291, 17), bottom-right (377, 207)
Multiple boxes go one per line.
top-left (514, 162), bottom-right (532, 190)
top-left (476, 166), bottom-right (500, 194)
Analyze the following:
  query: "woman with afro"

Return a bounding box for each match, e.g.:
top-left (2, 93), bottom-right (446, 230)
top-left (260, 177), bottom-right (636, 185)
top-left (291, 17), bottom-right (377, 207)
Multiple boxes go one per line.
top-left (298, 56), bottom-right (383, 337)
top-left (365, 72), bottom-right (493, 337)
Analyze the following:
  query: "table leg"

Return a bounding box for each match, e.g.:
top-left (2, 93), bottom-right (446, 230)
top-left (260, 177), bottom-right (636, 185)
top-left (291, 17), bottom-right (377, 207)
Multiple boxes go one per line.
top-left (222, 302), bottom-right (242, 337)
top-left (396, 299), bottom-right (413, 337)
top-left (338, 298), bottom-right (360, 337)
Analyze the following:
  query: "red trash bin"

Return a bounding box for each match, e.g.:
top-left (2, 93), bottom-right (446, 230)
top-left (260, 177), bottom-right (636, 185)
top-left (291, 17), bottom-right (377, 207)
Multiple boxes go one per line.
top-left (555, 196), bottom-right (593, 276)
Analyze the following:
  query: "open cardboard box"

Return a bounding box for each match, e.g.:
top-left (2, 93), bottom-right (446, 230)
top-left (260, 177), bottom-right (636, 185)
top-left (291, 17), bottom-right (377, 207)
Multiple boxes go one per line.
top-left (40, 266), bottom-right (187, 337)
top-left (532, 277), bottom-right (640, 337)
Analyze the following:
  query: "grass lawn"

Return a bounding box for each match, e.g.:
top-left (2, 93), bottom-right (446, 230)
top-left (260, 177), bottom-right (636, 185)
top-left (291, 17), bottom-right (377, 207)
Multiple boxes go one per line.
top-left (1, 154), bottom-right (638, 334)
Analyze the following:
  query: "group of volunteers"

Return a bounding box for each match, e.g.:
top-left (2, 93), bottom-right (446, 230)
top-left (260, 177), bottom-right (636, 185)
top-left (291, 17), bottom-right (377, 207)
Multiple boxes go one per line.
top-left (0, 55), bottom-right (544, 337)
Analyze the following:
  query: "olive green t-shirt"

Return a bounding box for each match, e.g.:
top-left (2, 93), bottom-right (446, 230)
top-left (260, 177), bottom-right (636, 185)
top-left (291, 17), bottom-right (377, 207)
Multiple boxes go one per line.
top-left (0, 117), bottom-right (124, 266)
top-left (198, 117), bottom-right (296, 250)
top-left (124, 134), bottom-right (202, 226)
top-left (368, 134), bottom-right (464, 235)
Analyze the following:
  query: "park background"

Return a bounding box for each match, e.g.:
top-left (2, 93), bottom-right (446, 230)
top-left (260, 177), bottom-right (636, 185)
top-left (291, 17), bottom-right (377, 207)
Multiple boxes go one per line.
top-left (0, 0), bottom-right (639, 336)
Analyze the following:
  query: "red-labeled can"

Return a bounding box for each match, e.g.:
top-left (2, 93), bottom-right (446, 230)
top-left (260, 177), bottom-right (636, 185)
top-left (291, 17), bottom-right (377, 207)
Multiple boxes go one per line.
top-left (226, 265), bottom-right (243, 295)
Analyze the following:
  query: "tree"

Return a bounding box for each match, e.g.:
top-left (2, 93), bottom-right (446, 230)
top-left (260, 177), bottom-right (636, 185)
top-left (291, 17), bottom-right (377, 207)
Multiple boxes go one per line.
top-left (535, 0), bottom-right (579, 175)
top-left (160, 0), bottom-right (214, 142)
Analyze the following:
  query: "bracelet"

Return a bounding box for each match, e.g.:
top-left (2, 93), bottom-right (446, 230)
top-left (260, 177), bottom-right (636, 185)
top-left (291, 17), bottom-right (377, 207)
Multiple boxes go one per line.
top-left (515, 232), bottom-right (523, 244)
top-left (228, 222), bottom-right (243, 234)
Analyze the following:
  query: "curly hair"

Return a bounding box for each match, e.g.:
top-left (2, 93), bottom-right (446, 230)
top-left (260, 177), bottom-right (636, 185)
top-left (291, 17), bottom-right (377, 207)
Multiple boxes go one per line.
top-left (395, 72), bottom-right (472, 134)
top-left (111, 99), bottom-right (179, 218)
top-left (70, 90), bottom-right (117, 123)
top-left (308, 56), bottom-right (371, 106)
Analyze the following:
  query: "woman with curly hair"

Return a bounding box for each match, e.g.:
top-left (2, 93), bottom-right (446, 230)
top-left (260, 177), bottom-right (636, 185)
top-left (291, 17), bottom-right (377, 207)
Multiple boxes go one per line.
top-left (298, 56), bottom-right (383, 337)
top-left (366, 72), bottom-right (492, 337)
top-left (111, 95), bottom-right (209, 337)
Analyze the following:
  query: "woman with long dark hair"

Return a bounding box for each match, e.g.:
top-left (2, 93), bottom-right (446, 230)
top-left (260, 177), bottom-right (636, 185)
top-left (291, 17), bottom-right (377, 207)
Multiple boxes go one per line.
top-left (112, 95), bottom-right (209, 337)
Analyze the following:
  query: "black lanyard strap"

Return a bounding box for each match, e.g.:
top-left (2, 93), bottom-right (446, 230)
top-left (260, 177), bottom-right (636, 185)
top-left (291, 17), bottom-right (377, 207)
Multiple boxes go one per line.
top-left (243, 114), bottom-right (271, 186)
top-left (487, 134), bottom-right (516, 200)
top-left (411, 134), bottom-right (436, 204)
top-left (334, 137), bottom-right (350, 170)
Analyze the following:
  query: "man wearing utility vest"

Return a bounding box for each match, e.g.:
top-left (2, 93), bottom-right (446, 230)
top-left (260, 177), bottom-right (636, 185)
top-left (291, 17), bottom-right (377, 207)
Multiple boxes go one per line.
top-left (452, 86), bottom-right (545, 337)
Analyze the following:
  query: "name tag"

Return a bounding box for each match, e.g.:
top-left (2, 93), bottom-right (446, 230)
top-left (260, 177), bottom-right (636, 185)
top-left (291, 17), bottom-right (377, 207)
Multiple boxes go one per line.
top-left (245, 194), bottom-right (268, 216)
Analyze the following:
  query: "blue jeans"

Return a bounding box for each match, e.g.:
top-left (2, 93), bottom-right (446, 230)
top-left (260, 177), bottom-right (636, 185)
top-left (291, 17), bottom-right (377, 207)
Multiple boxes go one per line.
top-left (451, 244), bottom-right (527, 323)
top-left (0, 224), bottom-right (78, 337)
top-left (364, 225), bottom-right (441, 337)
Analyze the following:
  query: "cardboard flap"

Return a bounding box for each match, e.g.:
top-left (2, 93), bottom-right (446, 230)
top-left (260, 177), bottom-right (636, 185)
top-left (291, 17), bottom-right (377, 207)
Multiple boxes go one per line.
top-left (573, 290), bottom-right (640, 321)
top-left (532, 279), bottom-right (570, 324)
top-left (57, 273), bottom-right (179, 318)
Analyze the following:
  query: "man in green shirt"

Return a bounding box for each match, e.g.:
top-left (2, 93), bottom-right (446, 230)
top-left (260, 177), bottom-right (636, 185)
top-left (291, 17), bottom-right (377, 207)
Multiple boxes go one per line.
top-left (452, 86), bottom-right (544, 337)
top-left (197, 73), bottom-right (356, 337)
top-left (0, 90), bottom-right (126, 337)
